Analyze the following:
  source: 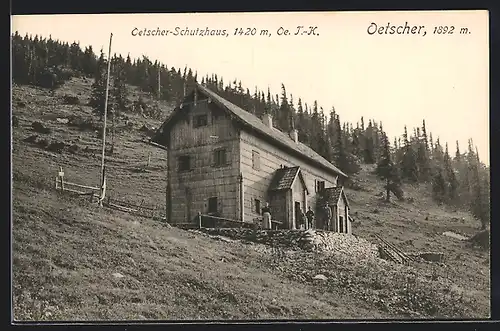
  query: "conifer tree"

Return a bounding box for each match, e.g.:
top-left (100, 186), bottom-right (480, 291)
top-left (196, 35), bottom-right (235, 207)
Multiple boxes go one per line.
top-left (82, 45), bottom-right (97, 77)
top-left (454, 140), bottom-right (471, 205)
top-left (352, 131), bottom-right (360, 158)
top-left (265, 88), bottom-right (272, 115)
top-left (401, 126), bottom-right (419, 182)
top-left (479, 168), bottom-right (491, 230)
top-left (443, 143), bottom-right (459, 202)
top-left (422, 120), bottom-right (429, 152)
top-left (429, 133), bottom-right (434, 154)
top-left (433, 137), bottom-right (445, 169)
top-left (467, 142), bottom-right (489, 229)
top-left (89, 50), bottom-right (108, 120)
top-left (376, 128), bottom-right (402, 202)
top-left (278, 84), bottom-right (291, 132)
top-left (432, 163), bottom-right (447, 204)
top-left (455, 140), bottom-right (462, 161)
top-left (363, 120), bottom-right (375, 164)
top-left (373, 122), bottom-right (380, 163)
top-left (111, 56), bottom-right (128, 114)
top-left (332, 115), bottom-right (346, 170)
top-left (124, 54), bottom-right (133, 83)
top-left (416, 129), bottom-right (431, 182)
top-left (310, 101), bottom-right (321, 153)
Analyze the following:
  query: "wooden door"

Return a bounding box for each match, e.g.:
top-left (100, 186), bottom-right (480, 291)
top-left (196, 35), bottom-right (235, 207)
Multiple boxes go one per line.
top-left (332, 206), bottom-right (338, 231)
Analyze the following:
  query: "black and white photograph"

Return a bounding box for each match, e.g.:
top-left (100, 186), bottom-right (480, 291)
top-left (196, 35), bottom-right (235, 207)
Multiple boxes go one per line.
top-left (11, 11), bottom-right (490, 321)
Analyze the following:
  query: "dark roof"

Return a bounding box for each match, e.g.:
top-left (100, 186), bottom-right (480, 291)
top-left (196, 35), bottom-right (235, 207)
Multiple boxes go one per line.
top-left (324, 186), bottom-right (349, 208)
top-left (154, 84), bottom-right (347, 178)
top-left (197, 85), bottom-right (347, 178)
top-left (268, 166), bottom-right (308, 192)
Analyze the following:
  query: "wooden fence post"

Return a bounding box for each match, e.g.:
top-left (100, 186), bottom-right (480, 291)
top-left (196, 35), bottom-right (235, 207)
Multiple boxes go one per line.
top-left (198, 211), bottom-right (202, 229)
top-left (58, 167), bottom-right (65, 191)
top-left (99, 166), bottom-right (107, 206)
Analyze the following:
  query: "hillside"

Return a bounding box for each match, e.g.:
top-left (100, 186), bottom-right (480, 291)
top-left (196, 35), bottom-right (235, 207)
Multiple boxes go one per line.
top-left (11, 78), bottom-right (490, 320)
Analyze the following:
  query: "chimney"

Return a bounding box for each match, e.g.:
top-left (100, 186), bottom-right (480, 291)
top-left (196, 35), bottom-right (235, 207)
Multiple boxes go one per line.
top-left (290, 129), bottom-right (299, 143)
top-left (262, 113), bottom-right (273, 128)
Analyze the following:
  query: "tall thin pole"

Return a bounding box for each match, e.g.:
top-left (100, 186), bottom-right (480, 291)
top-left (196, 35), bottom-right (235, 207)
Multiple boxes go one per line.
top-left (99, 33), bottom-right (113, 199)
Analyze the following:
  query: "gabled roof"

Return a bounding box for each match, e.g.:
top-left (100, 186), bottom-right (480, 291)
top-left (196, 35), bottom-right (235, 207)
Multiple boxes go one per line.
top-left (269, 166), bottom-right (309, 194)
top-left (153, 83), bottom-right (348, 178)
top-left (324, 186), bottom-right (350, 208)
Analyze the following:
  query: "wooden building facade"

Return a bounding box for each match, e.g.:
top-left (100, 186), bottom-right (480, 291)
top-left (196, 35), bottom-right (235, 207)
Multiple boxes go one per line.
top-left (152, 83), bottom-right (351, 232)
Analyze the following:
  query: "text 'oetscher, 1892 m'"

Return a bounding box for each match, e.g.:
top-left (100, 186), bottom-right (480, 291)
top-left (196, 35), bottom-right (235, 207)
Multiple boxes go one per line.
top-left (367, 22), bottom-right (471, 36)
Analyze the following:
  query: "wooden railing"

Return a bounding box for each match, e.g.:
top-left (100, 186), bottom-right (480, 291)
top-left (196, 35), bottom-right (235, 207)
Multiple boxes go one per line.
top-left (54, 167), bottom-right (100, 202)
top-left (196, 213), bottom-right (254, 229)
top-left (104, 196), bottom-right (163, 220)
top-left (54, 166), bottom-right (163, 220)
top-left (196, 213), bottom-right (284, 230)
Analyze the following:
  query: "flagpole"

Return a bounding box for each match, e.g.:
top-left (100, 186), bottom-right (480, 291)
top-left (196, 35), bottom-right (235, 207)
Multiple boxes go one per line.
top-left (99, 32), bottom-right (113, 206)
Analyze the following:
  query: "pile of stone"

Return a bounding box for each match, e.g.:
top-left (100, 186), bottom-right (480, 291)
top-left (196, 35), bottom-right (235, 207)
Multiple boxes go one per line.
top-left (199, 228), bottom-right (379, 260)
top-left (304, 230), bottom-right (379, 260)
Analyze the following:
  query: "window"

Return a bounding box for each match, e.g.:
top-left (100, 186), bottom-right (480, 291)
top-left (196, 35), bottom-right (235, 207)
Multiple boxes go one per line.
top-left (213, 148), bottom-right (227, 167)
top-left (208, 197), bottom-right (218, 214)
top-left (178, 155), bottom-right (191, 171)
top-left (252, 150), bottom-right (260, 170)
top-left (193, 114), bottom-right (208, 128)
top-left (315, 180), bottom-right (325, 192)
top-left (254, 199), bottom-right (261, 214)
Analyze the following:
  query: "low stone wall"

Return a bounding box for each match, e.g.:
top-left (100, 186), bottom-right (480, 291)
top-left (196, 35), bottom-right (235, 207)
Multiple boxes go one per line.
top-left (199, 228), bottom-right (379, 259)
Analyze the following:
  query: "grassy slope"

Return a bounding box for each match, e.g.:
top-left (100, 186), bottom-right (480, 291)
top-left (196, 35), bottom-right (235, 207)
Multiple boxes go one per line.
top-left (11, 78), bottom-right (490, 320)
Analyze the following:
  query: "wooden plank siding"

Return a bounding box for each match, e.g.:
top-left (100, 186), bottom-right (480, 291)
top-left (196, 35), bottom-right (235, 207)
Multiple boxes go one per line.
top-left (239, 130), bottom-right (338, 224)
top-left (161, 88), bottom-right (345, 228)
top-left (168, 101), bottom-right (240, 224)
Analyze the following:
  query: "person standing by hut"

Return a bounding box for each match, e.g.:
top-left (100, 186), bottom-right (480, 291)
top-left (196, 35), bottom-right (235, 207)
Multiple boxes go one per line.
top-left (298, 208), bottom-right (307, 230)
top-left (323, 202), bottom-right (333, 230)
top-left (262, 202), bottom-right (272, 230)
top-left (306, 206), bottom-right (315, 229)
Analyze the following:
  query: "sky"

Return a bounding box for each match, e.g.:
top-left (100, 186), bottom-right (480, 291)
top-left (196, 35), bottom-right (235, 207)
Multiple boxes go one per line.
top-left (11, 11), bottom-right (490, 165)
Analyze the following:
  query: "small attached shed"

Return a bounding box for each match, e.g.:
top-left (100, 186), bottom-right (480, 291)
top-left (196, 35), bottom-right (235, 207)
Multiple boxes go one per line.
top-left (324, 186), bottom-right (351, 234)
top-left (268, 166), bottom-right (309, 229)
